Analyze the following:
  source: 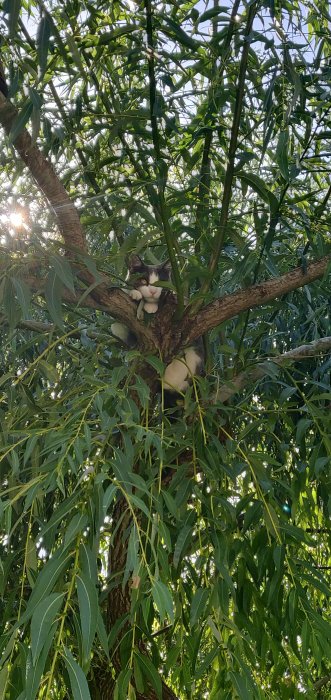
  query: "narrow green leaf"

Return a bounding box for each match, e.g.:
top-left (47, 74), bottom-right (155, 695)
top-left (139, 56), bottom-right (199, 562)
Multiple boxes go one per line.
top-left (300, 572), bottom-right (331, 597)
top-left (133, 656), bottom-right (145, 694)
top-left (0, 666), bottom-right (9, 697)
top-left (76, 573), bottom-right (98, 670)
top-left (26, 625), bottom-right (56, 700)
top-left (129, 494), bottom-right (151, 519)
top-left (93, 24), bottom-right (138, 45)
top-left (22, 551), bottom-right (72, 625)
top-left (145, 356), bottom-right (165, 376)
top-left (237, 171), bottom-right (278, 214)
top-left (66, 33), bottom-right (86, 75)
top-left (162, 491), bottom-right (179, 519)
top-left (152, 580), bottom-right (174, 624)
top-left (31, 593), bottom-right (63, 663)
top-left (263, 504), bottom-right (279, 539)
top-left (301, 619), bottom-right (310, 661)
top-left (228, 671), bottom-right (251, 700)
top-left (6, 0), bottom-right (21, 36)
top-left (114, 668), bottom-right (131, 700)
top-left (96, 610), bottom-right (109, 659)
top-left (162, 16), bottom-right (199, 50)
top-left (9, 100), bottom-right (33, 143)
top-left (173, 525), bottom-right (193, 568)
top-left (123, 525), bottom-right (139, 588)
top-left (190, 588), bottom-right (209, 627)
top-left (45, 269), bottom-right (64, 329)
top-left (273, 544), bottom-right (284, 571)
top-left (39, 494), bottom-right (78, 542)
top-left (11, 277), bottom-right (31, 318)
top-left (128, 682), bottom-right (136, 700)
top-left (135, 652), bottom-right (162, 700)
top-left (276, 129), bottom-right (290, 181)
top-left (79, 544), bottom-right (98, 584)
top-left (102, 484), bottom-right (117, 518)
top-left (63, 647), bottom-right (91, 700)
top-left (49, 254), bottom-right (75, 294)
top-left (63, 513), bottom-right (88, 549)
top-left (37, 15), bottom-right (52, 77)
top-left (296, 418), bottom-right (312, 445)
top-left (38, 360), bottom-right (59, 383)
top-left (198, 6), bottom-right (229, 22)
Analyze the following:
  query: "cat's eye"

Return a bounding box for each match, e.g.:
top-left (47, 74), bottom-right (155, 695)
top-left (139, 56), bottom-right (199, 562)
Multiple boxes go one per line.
top-left (141, 279), bottom-right (148, 285)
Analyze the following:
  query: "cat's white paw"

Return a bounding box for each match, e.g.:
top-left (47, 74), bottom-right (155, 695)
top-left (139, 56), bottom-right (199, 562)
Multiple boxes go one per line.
top-left (144, 302), bottom-right (158, 314)
top-left (129, 289), bottom-right (143, 301)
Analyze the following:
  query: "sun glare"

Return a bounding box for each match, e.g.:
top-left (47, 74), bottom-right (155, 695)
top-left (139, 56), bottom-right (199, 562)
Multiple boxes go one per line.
top-left (9, 211), bottom-right (24, 228)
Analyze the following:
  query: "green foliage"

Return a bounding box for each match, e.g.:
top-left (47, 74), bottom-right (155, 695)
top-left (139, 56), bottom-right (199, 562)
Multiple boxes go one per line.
top-left (0, 0), bottom-right (331, 699)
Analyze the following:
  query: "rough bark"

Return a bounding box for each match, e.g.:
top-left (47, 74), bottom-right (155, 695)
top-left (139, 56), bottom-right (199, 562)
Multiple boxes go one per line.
top-left (182, 254), bottom-right (331, 345)
top-left (19, 275), bottom-right (157, 351)
top-left (92, 497), bottom-right (179, 700)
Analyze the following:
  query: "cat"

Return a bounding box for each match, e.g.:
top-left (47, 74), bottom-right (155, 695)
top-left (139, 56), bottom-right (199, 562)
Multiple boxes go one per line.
top-left (111, 255), bottom-right (204, 395)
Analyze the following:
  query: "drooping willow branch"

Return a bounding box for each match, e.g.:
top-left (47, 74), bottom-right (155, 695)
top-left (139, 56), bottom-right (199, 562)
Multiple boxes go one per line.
top-left (215, 336), bottom-right (331, 402)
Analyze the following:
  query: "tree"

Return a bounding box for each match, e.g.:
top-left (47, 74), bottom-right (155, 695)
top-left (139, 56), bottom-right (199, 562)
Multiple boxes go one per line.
top-left (0, 0), bottom-right (330, 698)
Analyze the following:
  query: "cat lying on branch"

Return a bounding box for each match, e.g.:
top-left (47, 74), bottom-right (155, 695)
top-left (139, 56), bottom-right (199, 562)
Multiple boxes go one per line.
top-left (111, 255), bottom-right (204, 396)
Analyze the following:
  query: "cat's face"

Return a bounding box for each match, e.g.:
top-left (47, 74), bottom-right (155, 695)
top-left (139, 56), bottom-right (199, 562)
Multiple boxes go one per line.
top-left (128, 255), bottom-right (171, 304)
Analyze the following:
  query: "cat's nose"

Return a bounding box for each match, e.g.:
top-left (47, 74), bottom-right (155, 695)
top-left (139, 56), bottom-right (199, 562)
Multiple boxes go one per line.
top-left (150, 289), bottom-right (156, 296)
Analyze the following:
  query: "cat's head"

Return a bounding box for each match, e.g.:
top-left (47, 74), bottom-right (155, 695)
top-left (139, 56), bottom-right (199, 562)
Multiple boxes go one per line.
top-left (128, 255), bottom-right (171, 304)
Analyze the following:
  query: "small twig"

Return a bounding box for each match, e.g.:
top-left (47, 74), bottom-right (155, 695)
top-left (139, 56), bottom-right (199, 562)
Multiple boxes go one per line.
top-left (151, 624), bottom-right (172, 638)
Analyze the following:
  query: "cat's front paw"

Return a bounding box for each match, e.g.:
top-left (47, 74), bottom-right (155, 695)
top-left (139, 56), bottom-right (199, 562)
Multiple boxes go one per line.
top-left (144, 302), bottom-right (158, 314)
top-left (129, 289), bottom-right (143, 301)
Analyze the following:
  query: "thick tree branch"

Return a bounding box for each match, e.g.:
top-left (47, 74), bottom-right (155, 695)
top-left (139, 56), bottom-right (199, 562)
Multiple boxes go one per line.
top-left (183, 254), bottom-right (331, 344)
top-left (20, 276), bottom-right (157, 351)
top-left (215, 336), bottom-right (331, 402)
top-left (0, 93), bottom-right (86, 254)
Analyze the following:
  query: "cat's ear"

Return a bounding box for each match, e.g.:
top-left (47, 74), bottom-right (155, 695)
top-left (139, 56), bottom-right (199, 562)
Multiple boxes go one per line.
top-left (161, 259), bottom-right (171, 271)
top-left (129, 255), bottom-right (143, 271)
